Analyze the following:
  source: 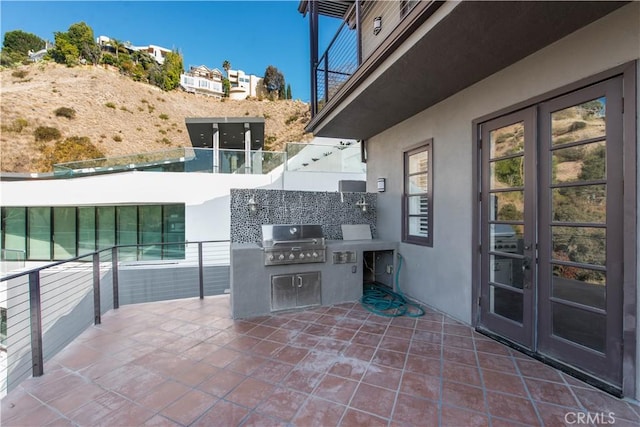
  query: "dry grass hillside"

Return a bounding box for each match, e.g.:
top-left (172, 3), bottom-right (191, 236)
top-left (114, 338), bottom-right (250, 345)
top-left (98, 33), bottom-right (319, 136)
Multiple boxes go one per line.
top-left (0, 62), bottom-right (312, 172)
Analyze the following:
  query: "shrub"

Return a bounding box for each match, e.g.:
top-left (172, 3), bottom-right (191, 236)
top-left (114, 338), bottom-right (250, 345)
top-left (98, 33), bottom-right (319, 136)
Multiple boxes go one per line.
top-left (158, 137), bottom-right (172, 145)
top-left (105, 102), bottom-right (116, 109)
top-left (11, 69), bottom-right (28, 79)
top-left (2, 118), bottom-right (29, 133)
top-left (159, 113), bottom-right (169, 120)
top-left (120, 106), bottom-right (132, 113)
top-left (158, 129), bottom-right (167, 135)
top-left (54, 107), bottom-right (76, 119)
top-left (112, 135), bottom-right (122, 142)
top-left (38, 136), bottom-right (105, 171)
top-left (34, 126), bottom-right (62, 142)
top-left (285, 113), bottom-right (300, 125)
top-left (147, 105), bottom-right (155, 113)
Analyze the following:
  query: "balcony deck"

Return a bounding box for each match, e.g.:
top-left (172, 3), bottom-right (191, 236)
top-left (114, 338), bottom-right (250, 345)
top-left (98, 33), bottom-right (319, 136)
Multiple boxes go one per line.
top-left (2, 295), bottom-right (638, 426)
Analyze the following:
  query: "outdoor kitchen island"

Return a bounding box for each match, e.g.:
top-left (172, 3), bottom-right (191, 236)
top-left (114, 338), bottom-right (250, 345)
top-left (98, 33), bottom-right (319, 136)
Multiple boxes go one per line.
top-left (230, 237), bottom-right (398, 319)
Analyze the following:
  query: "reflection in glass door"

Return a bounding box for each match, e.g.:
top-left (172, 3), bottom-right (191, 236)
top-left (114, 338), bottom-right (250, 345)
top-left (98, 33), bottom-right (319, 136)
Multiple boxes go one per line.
top-left (478, 77), bottom-right (624, 390)
top-left (538, 78), bottom-right (623, 387)
top-left (479, 108), bottom-right (536, 348)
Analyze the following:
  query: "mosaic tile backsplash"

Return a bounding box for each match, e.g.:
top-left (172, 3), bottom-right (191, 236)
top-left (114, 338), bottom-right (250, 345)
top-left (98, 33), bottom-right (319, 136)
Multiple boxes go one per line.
top-left (230, 189), bottom-right (377, 243)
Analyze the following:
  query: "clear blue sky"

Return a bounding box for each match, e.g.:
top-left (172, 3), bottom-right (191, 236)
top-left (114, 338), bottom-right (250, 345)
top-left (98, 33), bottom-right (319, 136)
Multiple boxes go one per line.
top-left (1, 1), bottom-right (340, 102)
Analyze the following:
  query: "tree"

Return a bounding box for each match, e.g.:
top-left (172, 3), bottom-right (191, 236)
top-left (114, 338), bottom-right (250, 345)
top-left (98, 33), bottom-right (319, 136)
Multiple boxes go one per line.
top-left (222, 78), bottom-right (230, 97)
top-left (154, 50), bottom-right (183, 91)
top-left (1, 30), bottom-right (46, 65)
top-left (263, 65), bottom-right (285, 99)
top-left (222, 60), bottom-right (231, 77)
top-left (108, 38), bottom-right (126, 61)
top-left (51, 22), bottom-right (100, 66)
top-left (286, 84), bottom-right (292, 100)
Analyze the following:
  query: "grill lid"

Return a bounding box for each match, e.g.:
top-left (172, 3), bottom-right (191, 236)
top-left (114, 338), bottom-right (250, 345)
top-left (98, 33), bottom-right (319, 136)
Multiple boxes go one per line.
top-left (261, 224), bottom-right (324, 247)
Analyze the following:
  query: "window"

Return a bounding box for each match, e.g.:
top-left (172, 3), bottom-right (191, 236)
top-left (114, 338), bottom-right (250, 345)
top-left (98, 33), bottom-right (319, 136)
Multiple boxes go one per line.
top-left (403, 140), bottom-right (433, 246)
top-left (400, 0), bottom-right (419, 18)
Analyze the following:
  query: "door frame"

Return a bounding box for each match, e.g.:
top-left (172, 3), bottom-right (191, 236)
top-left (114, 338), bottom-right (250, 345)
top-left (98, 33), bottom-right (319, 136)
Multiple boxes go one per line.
top-left (471, 61), bottom-right (637, 397)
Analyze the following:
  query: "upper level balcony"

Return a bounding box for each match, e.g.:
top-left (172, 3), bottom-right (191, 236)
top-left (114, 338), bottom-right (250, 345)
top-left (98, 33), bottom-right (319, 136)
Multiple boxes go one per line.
top-left (299, 0), bottom-right (628, 140)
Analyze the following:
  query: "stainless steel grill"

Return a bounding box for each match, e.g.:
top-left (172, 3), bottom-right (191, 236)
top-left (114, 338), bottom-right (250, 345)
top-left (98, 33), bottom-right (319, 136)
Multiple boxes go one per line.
top-left (261, 224), bottom-right (326, 266)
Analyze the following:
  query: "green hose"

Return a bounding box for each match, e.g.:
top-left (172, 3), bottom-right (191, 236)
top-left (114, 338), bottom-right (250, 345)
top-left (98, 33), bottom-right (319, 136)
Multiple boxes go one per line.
top-left (361, 253), bottom-right (425, 317)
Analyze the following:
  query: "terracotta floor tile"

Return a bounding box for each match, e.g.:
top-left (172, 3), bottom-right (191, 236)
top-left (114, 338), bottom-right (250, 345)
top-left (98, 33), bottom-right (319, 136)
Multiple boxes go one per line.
top-left (413, 329), bottom-right (443, 344)
top-left (281, 367), bottom-right (325, 393)
top-left (340, 408), bottom-right (389, 427)
top-left (372, 348), bottom-right (406, 369)
top-left (442, 346), bottom-right (478, 366)
top-left (1, 388), bottom-right (46, 422)
top-left (265, 327), bottom-right (299, 343)
top-left (342, 343), bottom-right (376, 362)
top-left (197, 369), bottom-right (246, 397)
top-left (46, 382), bottom-right (107, 415)
top-left (226, 353), bottom-right (268, 376)
top-left (481, 368), bottom-right (528, 396)
top-left (191, 400), bottom-right (250, 427)
top-left (414, 318), bottom-right (443, 332)
top-left (524, 377), bottom-right (579, 408)
top-left (292, 396), bottom-right (346, 426)
top-left (351, 331), bottom-right (383, 347)
top-left (28, 372), bottom-right (88, 403)
top-left (400, 372), bottom-right (440, 401)
top-left (113, 370), bottom-right (166, 401)
top-left (441, 405), bottom-right (489, 427)
top-left (571, 387), bottom-right (640, 422)
top-left (474, 338), bottom-right (512, 356)
top-left (534, 401), bottom-right (584, 426)
top-left (485, 391), bottom-right (539, 425)
top-left (225, 377), bottom-right (276, 409)
top-left (515, 358), bottom-right (564, 383)
top-left (143, 414), bottom-right (183, 427)
top-left (93, 401), bottom-right (155, 427)
top-left (476, 352), bottom-right (517, 374)
top-left (379, 335), bottom-right (411, 353)
top-left (392, 392), bottom-right (439, 425)
top-left (202, 346), bottom-right (242, 368)
top-left (160, 389), bottom-right (217, 425)
top-left (251, 339), bottom-right (284, 357)
top-left (362, 363), bottom-right (403, 390)
top-left (299, 349), bottom-right (342, 372)
top-left (312, 374), bottom-right (358, 405)
top-left (442, 360), bottom-right (482, 386)
top-left (242, 411), bottom-right (288, 427)
top-left (349, 383), bottom-right (396, 419)
top-left (442, 333), bottom-right (475, 350)
top-left (329, 357), bottom-right (369, 381)
top-left (255, 386), bottom-right (308, 421)
top-left (251, 360), bottom-right (296, 384)
top-left (275, 345), bottom-right (310, 364)
top-left (67, 392), bottom-right (130, 425)
top-left (182, 341), bottom-right (223, 361)
top-left (137, 380), bottom-right (192, 412)
top-left (315, 336), bottom-right (349, 354)
top-left (409, 340), bottom-right (442, 359)
top-left (224, 335), bottom-right (261, 351)
top-left (441, 381), bottom-right (486, 413)
top-left (2, 403), bottom-right (63, 427)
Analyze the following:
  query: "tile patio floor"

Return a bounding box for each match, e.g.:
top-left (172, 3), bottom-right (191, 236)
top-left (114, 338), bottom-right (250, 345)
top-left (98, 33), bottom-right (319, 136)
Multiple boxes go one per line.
top-left (1, 295), bottom-right (639, 426)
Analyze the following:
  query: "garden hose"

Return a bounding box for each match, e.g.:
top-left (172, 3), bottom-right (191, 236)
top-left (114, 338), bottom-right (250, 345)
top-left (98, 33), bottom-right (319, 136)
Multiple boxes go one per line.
top-left (361, 253), bottom-right (425, 317)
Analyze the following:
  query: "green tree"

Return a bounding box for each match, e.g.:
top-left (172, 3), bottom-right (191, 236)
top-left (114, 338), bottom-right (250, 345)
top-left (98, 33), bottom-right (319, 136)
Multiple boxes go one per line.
top-left (579, 145), bottom-right (606, 181)
top-left (1, 30), bottom-right (46, 65)
top-left (222, 60), bottom-right (231, 77)
top-left (154, 50), bottom-right (183, 91)
top-left (107, 38), bottom-right (126, 61)
top-left (51, 22), bottom-right (100, 66)
top-left (286, 84), bottom-right (292, 100)
top-left (222, 78), bottom-right (230, 97)
top-left (263, 65), bottom-right (285, 99)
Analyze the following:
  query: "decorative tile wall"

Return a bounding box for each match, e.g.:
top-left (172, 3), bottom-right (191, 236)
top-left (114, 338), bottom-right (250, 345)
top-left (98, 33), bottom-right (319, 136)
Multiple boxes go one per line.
top-left (230, 189), bottom-right (377, 243)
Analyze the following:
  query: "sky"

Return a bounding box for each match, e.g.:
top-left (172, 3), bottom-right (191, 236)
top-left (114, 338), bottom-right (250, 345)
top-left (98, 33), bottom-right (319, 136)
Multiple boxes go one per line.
top-left (0, 0), bottom-right (341, 102)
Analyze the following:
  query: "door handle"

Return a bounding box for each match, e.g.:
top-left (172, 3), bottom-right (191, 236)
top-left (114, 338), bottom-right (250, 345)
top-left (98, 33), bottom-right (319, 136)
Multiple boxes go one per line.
top-left (522, 256), bottom-right (532, 289)
top-left (297, 275), bottom-right (303, 288)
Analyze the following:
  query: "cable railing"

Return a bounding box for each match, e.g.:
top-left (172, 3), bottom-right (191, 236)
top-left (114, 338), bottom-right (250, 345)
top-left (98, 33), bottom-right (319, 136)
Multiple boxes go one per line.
top-left (0, 240), bottom-right (230, 398)
top-left (312, 0), bottom-right (422, 115)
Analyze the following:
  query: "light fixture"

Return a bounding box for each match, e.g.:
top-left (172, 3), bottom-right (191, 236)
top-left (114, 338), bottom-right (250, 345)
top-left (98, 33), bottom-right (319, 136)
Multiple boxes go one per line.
top-left (356, 195), bottom-right (369, 213)
top-left (373, 16), bottom-right (382, 35)
top-left (377, 178), bottom-right (386, 192)
top-left (247, 196), bottom-right (258, 213)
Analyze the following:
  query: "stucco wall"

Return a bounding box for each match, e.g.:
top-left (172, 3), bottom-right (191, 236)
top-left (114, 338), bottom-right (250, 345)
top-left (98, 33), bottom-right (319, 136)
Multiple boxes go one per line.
top-left (366, 3), bottom-right (639, 327)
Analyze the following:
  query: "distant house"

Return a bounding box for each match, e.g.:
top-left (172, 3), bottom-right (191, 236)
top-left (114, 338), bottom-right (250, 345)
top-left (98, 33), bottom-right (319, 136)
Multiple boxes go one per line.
top-left (180, 65), bottom-right (225, 98)
top-left (96, 35), bottom-right (171, 64)
top-left (227, 68), bottom-right (266, 99)
top-left (27, 41), bottom-right (53, 62)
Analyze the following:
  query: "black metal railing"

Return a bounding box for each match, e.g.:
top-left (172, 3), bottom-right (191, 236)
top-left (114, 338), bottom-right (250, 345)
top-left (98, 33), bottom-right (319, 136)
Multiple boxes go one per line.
top-left (0, 240), bottom-right (230, 397)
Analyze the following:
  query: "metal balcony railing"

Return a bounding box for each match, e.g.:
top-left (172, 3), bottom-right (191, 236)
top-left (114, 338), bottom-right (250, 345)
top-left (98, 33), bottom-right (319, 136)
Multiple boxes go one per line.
top-left (310, 0), bottom-right (421, 115)
top-left (0, 240), bottom-right (230, 398)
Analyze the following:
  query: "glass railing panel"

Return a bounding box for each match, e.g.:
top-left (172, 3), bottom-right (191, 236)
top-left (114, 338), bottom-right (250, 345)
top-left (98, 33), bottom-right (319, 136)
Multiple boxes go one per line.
top-left (285, 141), bottom-right (365, 173)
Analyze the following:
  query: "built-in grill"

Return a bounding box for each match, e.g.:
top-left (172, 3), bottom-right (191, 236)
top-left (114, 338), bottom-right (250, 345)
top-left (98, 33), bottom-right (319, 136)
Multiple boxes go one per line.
top-left (261, 224), bottom-right (326, 266)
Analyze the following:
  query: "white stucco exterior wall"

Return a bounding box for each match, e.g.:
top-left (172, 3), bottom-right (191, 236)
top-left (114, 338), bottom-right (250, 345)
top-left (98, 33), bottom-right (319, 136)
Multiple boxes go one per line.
top-left (366, 3), bottom-right (639, 327)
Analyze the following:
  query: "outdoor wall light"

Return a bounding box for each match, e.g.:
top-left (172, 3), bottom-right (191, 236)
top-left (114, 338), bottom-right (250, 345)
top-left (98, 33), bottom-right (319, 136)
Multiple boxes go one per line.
top-left (247, 196), bottom-right (258, 213)
top-left (356, 195), bottom-right (369, 213)
top-left (373, 16), bottom-right (382, 35)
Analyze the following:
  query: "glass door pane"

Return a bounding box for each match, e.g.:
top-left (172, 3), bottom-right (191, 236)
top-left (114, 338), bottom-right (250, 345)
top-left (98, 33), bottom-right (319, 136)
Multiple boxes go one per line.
top-left (97, 206), bottom-right (115, 250)
top-left (3, 207), bottom-right (26, 255)
top-left (53, 207), bottom-right (76, 260)
top-left (163, 205), bottom-right (185, 259)
top-left (78, 207), bottom-right (96, 255)
top-left (28, 207), bottom-right (51, 260)
top-left (139, 206), bottom-right (162, 260)
top-left (117, 206), bottom-right (137, 261)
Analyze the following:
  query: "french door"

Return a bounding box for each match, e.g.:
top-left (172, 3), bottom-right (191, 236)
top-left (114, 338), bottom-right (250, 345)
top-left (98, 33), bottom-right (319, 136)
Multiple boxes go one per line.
top-left (478, 77), bottom-right (624, 388)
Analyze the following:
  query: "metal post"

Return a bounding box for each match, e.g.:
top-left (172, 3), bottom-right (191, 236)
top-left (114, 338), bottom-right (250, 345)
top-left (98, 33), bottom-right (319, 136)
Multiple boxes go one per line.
top-left (111, 247), bottom-right (119, 309)
top-left (28, 271), bottom-right (44, 377)
top-left (93, 253), bottom-right (101, 325)
top-left (356, 0), bottom-right (362, 65)
top-left (198, 242), bottom-right (204, 299)
top-left (309, 0), bottom-right (319, 116)
top-left (324, 54), bottom-right (329, 103)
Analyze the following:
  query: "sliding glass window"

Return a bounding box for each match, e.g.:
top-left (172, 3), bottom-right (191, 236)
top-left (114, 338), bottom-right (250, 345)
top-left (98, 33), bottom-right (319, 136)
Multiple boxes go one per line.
top-left (28, 207), bottom-right (51, 260)
top-left (97, 206), bottom-right (115, 250)
top-left (53, 207), bottom-right (76, 259)
top-left (2, 207), bottom-right (26, 257)
top-left (117, 206), bottom-right (138, 261)
top-left (139, 205), bottom-right (162, 260)
top-left (78, 207), bottom-right (96, 255)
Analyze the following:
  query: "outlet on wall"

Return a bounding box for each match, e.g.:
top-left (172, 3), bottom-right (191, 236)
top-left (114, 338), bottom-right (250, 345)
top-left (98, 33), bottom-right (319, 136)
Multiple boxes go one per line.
top-left (386, 265), bottom-right (393, 274)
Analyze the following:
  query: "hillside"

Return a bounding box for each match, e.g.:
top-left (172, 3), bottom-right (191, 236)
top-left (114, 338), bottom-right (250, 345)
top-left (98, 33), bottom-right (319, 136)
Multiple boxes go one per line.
top-left (0, 62), bottom-right (313, 173)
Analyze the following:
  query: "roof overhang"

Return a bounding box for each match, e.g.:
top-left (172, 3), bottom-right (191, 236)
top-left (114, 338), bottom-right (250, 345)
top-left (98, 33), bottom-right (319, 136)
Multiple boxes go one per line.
top-left (298, 0), bottom-right (354, 18)
top-left (308, 1), bottom-right (628, 139)
top-left (185, 117), bottom-right (265, 150)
